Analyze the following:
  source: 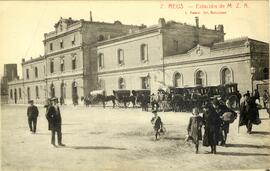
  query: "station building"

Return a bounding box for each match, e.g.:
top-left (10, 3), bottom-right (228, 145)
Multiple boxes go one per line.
top-left (8, 16), bottom-right (141, 104)
top-left (7, 16), bottom-right (269, 104)
top-left (96, 18), bottom-right (269, 96)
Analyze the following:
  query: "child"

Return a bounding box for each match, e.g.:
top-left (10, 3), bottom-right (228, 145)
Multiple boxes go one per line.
top-left (151, 110), bottom-right (163, 140)
top-left (187, 107), bottom-right (204, 153)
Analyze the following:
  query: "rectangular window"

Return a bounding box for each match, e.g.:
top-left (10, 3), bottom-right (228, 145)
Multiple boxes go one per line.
top-left (26, 69), bottom-right (29, 79)
top-left (118, 49), bottom-right (124, 65)
top-left (173, 40), bottom-right (178, 51)
top-left (141, 77), bottom-right (150, 89)
top-left (140, 44), bottom-right (148, 61)
top-left (50, 43), bottom-right (53, 51)
top-left (60, 57), bottom-right (65, 72)
top-left (34, 67), bottom-right (38, 78)
top-left (60, 40), bottom-right (64, 49)
top-left (98, 53), bottom-right (104, 68)
top-left (50, 59), bottom-right (54, 73)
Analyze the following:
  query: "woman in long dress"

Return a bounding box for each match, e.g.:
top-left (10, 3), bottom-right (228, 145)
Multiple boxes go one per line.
top-left (202, 103), bottom-right (221, 154)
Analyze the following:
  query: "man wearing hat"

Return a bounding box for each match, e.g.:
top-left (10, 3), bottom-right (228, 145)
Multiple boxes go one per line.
top-left (46, 97), bottom-right (65, 147)
top-left (27, 100), bottom-right (39, 133)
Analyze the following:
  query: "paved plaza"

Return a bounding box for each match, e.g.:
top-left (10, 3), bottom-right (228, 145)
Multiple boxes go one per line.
top-left (1, 104), bottom-right (270, 171)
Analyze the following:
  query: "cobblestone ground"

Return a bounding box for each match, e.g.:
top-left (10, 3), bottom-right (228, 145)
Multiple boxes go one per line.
top-left (1, 104), bottom-right (270, 171)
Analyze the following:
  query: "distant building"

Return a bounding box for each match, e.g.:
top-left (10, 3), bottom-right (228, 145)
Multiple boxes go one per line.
top-left (1, 64), bottom-right (18, 104)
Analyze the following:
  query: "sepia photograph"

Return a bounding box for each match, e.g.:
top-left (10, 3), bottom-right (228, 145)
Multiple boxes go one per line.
top-left (0, 1), bottom-right (269, 171)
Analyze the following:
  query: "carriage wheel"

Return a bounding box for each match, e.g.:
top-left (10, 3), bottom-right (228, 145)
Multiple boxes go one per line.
top-left (228, 95), bottom-right (239, 110)
top-left (126, 102), bottom-right (130, 107)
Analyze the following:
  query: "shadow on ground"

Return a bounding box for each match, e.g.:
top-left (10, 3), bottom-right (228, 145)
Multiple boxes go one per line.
top-left (251, 131), bottom-right (270, 135)
top-left (217, 152), bottom-right (270, 156)
top-left (226, 143), bottom-right (270, 149)
top-left (164, 137), bottom-right (185, 141)
top-left (67, 145), bottom-right (127, 150)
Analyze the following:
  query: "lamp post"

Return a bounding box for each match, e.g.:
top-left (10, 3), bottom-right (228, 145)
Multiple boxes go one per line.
top-left (250, 66), bottom-right (256, 96)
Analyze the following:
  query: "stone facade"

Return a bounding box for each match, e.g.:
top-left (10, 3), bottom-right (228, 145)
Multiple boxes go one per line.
top-left (7, 17), bottom-right (269, 104)
top-left (8, 17), bottom-right (141, 104)
top-left (97, 18), bottom-right (269, 96)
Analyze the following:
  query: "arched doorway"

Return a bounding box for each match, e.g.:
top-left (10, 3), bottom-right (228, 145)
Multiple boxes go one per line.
top-left (14, 89), bottom-right (17, 104)
top-left (72, 82), bottom-right (78, 105)
top-left (27, 87), bottom-right (30, 101)
top-left (50, 83), bottom-right (55, 98)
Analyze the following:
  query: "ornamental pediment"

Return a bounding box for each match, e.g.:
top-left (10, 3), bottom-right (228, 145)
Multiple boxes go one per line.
top-left (187, 44), bottom-right (210, 57)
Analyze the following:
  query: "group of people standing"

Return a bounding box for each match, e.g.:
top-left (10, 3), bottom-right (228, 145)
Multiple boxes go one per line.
top-left (151, 89), bottom-right (266, 154)
top-left (26, 98), bottom-right (65, 147)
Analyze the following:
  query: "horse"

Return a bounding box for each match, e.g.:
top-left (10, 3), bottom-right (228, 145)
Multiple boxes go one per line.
top-left (95, 94), bottom-right (116, 108)
top-left (116, 95), bottom-right (136, 108)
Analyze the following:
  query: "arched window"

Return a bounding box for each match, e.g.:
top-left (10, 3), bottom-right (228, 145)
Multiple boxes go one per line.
top-left (50, 84), bottom-right (55, 98)
top-left (34, 67), bottom-right (38, 78)
top-left (35, 86), bottom-right (39, 99)
top-left (10, 89), bottom-right (13, 99)
top-left (118, 77), bottom-right (125, 89)
top-left (98, 53), bottom-right (104, 68)
top-left (72, 55), bottom-right (76, 70)
top-left (221, 67), bottom-right (232, 84)
top-left (263, 67), bottom-right (269, 79)
top-left (173, 72), bottom-right (182, 87)
top-left (117, 49), bottom-right (124, 65)
top-left (72, 81), bottom-right (78, 98)
top-left (195, 70), bottom-right (206, 86)
top-left (98, 35), bottom-right (105, 41)
top-left (140, 44), bottom-right (148, 61)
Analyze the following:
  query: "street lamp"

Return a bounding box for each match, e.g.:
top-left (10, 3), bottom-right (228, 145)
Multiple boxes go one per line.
top-left (250, 66), bottom-right (256, 96)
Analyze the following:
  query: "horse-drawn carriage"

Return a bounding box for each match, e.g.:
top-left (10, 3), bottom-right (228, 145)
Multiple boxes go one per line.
top-left (132, 89), bottom-right (151, 107)
top-left (113, 90), bottom-right (136, 108)
top-left (169, 83), bottom-right (240, 111)
top-left (83, 90), bottom-right (115, 108)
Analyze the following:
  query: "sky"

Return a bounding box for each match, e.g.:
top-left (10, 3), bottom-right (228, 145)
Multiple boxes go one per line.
top-left (0, 1), bottom-right (269, 78)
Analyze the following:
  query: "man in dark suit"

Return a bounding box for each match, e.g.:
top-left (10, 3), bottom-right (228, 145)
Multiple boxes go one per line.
top-left (27, 100), bottom-right (39, 133)
top-left (46, 97), bottom-right (65, 147)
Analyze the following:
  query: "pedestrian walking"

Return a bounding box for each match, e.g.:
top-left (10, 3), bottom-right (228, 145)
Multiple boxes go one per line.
top-left (46, 97), bottom-right (65, 147)
top-left (254, 89), bottom-right (260, 102)
top-left (27, 100), bottom-right (39, 134)
top-left (151, 110), bottom-right (164, 140)
top-left (186, 107), bottom-right (203, 154)
top-left (262, 89), bottom-right (269, 109)
top-left (202, 103), bottom-right (221, 154)
top-left (213, 99), bottom-right (237, 146)
top-left (239, 94), bottom-right (259, 134)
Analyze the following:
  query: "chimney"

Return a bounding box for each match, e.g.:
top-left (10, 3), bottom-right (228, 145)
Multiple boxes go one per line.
top-left (22, 58), bottom-right (25, 63)
top-left (158, 18), bottom-right (166, 27)
top-left (195, 16), bottom-right (199, 28)
top-left (90, 11), bottom-right (93, 22)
